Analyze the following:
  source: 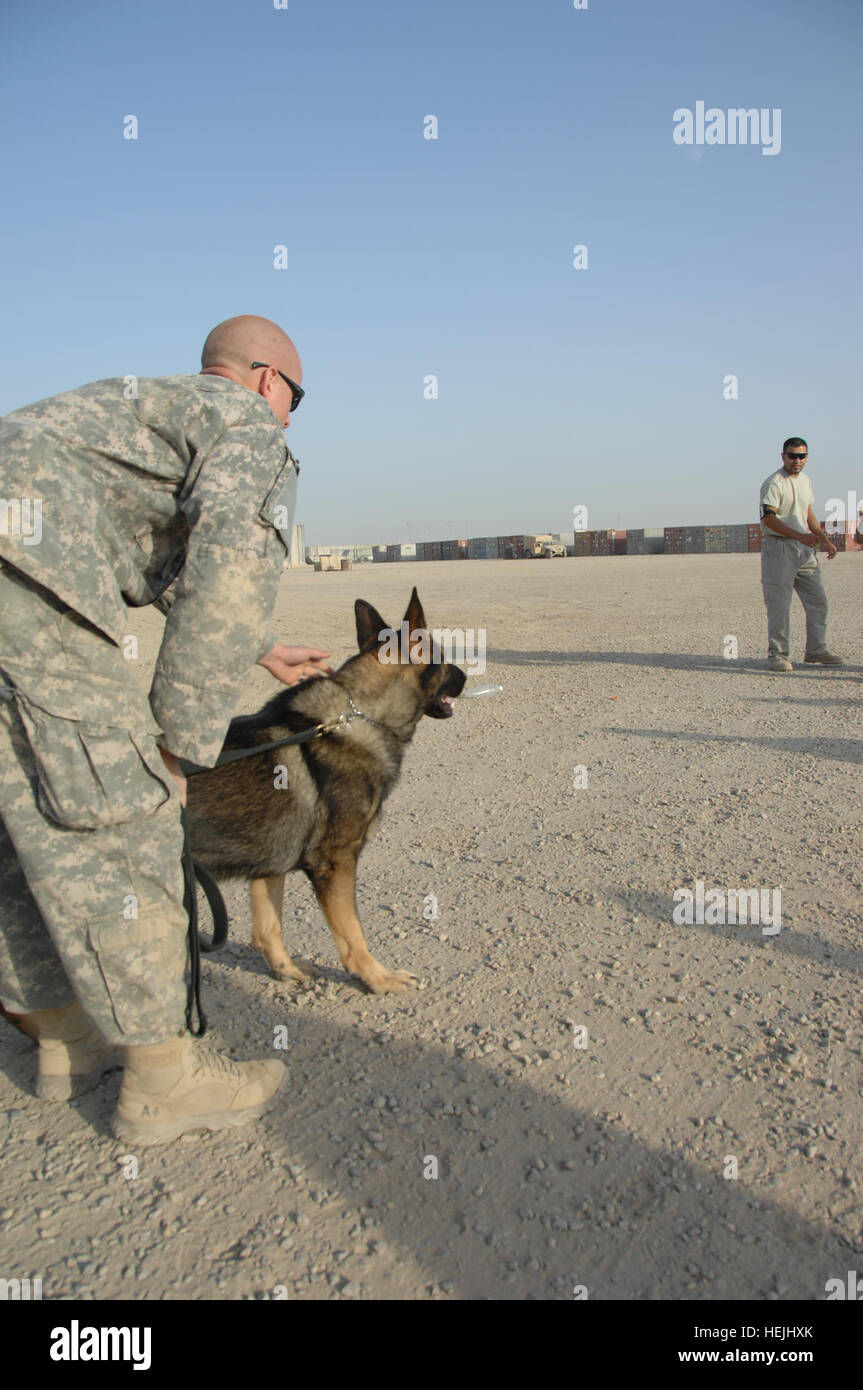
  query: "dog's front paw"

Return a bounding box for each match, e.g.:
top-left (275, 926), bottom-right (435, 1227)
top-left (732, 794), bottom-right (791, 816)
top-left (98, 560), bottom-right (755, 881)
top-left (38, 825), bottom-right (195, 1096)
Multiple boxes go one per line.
top-left (269, 958), bottom-right (317, 987)
top-left (364, 967), bottom-right (421, 995)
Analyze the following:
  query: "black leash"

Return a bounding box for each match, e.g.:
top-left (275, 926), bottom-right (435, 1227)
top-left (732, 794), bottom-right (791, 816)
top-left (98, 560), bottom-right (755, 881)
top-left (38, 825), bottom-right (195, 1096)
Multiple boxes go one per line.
top-left (176, 722), bottom-right (325, 780)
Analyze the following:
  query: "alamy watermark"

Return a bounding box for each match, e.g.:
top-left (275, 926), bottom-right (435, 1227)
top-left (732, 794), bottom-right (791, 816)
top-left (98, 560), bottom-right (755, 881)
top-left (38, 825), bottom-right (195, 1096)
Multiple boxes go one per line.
top-left (378, 621), bottom-right (486, 677)
top-left (0, 1276), bottom-right (42, 1300)
top-left (672, 879), bottom-right (781, 935)
top-left (824, 492), bottom-right (863, 526)
top-left (673, 102), bottom-right (781, 156)
top-left (0, 497), bottom-right (42, 545)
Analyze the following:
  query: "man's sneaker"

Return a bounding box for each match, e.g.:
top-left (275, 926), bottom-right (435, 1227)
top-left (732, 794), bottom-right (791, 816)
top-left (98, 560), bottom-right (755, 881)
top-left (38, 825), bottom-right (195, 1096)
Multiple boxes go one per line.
top-left (112, 1034), bottom-right (287, 1147)
top-left (767, 655), bottom-right (793, 672)
top-left (804, 651), bottom-right (844, 666)
top-left (27, 1000), bottom-right (121, 1101)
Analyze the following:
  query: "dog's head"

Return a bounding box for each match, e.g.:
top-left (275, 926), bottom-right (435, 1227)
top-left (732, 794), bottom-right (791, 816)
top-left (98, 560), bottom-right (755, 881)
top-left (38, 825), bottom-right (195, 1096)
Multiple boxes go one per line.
top-left (354, 588), bottom-right (466, 718)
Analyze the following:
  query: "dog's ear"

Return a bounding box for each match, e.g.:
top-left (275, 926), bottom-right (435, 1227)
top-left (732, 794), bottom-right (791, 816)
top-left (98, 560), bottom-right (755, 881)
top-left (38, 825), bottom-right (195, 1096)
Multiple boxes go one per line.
top-left (403, 587), bottom-right (427, 635)
top-left (355, 599), bottom-right (389, 653)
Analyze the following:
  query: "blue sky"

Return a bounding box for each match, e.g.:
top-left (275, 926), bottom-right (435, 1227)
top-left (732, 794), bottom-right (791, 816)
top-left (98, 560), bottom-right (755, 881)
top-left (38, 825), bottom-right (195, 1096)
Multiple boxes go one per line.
top-left (1, 0), bottom-right (861, 543)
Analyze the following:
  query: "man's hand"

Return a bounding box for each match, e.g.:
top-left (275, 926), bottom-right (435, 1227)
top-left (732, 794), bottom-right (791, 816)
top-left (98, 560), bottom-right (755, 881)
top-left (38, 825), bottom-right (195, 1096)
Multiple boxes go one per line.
top-left (158, 746), bottom-right (187, 807)
top-left (822, 538), bottom-right (838, 559)
top-left (257, 643), bottom-right (333, 686)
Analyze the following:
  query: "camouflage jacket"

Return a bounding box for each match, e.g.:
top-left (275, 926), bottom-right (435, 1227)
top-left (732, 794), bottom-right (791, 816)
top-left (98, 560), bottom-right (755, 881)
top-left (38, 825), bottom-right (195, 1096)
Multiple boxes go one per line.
top-left (0, 375), bottom-right (297, 765)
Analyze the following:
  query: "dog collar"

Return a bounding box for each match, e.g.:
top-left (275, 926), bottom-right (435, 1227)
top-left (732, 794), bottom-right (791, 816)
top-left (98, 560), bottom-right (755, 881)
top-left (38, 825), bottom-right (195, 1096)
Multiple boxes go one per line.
top-left (321, 693), bottom-right (383, 735)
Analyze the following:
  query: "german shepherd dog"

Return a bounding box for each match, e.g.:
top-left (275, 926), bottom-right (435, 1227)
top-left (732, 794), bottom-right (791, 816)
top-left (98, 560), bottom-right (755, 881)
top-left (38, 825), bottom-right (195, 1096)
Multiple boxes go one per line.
top-left (184, 589), bottom-right (466, 994)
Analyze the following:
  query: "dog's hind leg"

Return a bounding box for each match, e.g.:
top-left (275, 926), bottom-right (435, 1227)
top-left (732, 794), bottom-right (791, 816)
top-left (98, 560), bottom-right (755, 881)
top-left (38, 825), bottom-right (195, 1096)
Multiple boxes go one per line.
top-left (250, 875), bottom-right (315, 985)
top-left (309, 856), bottom-right (420, 995)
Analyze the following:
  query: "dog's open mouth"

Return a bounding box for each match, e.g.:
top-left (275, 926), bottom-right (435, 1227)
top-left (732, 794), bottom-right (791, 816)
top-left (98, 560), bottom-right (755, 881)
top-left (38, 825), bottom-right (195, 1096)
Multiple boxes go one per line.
top-left (425, 664), bottom-right (466, 719)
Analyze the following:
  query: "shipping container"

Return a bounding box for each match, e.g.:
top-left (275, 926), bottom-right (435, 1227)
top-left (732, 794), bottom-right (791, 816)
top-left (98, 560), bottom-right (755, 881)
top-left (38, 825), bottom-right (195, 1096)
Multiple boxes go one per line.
top-left (573, 531), bottom-right (592, 556)
top-left (822, 520), bottom-right (858, 541)
top-left (705, 525), bottom-right (726, 553)
top-left (467, 536), bottom-right (499, 559)
top-left (684, 526), bottom-right (706, 554)
top-left (497, 534), bottom-right (525, 559)
top-left (614, 534), bottom-right (627, 555)
top-left (748, 524), bottom-right (762, 553)
top-left (422, 541), bottom-right (443, 562)
top-left (664, 526), bottom-right (685, 554)
top-left (590, 529), bottom-right (621, 556)
top-left (441, 539), bottom-right (468, 560)
top-left (627, 528), bottom-right (664, 555)
top-left (725, 524), bottom-right (749, 553)
top-left (643, 527), bottom-right (664, 554)
top-left (372, 545), bottom-right (389, 563)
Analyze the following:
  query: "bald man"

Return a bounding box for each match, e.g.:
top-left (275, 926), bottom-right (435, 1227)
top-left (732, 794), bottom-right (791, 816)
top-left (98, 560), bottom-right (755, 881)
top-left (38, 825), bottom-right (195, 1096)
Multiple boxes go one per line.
top-left (0, 316), bottom-right (330, 1145)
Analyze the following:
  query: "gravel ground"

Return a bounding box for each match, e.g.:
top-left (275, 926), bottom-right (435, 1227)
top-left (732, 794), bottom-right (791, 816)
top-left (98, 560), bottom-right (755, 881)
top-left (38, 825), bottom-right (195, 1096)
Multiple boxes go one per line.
top-left (1, 554), bottom-right (861, 1301)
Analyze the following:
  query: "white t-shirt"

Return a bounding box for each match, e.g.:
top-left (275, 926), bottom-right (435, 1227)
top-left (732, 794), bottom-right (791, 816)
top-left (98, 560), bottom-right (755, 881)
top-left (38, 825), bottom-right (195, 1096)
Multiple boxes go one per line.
top-left (760, 469), bottom-right (813, 538)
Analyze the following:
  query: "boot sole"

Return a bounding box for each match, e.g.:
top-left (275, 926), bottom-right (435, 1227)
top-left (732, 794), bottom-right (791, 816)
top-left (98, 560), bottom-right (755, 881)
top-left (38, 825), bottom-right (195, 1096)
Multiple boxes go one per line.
top-left (111, 1069), bottom-right (288, 1148)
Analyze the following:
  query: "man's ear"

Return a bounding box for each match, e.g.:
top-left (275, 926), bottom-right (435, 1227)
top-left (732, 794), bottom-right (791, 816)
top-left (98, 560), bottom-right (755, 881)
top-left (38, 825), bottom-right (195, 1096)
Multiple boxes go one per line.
top-left (403, 587), bottom-right (427, 635)
top-left (355, 599), bottom-right (389, 653)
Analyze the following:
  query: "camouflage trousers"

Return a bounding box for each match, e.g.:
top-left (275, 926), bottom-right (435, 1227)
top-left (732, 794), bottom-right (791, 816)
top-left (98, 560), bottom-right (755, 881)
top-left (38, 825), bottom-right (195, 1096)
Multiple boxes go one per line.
top-left (0, 562), bottom-right (189, 1046)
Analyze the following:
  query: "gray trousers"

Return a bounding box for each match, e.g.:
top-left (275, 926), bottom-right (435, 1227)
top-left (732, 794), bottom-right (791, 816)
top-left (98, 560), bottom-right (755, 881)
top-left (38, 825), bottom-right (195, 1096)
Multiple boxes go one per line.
top-left (0, 563), bottom-right (189, 1046)
top-left (760, 533), bottom-right (829, 658)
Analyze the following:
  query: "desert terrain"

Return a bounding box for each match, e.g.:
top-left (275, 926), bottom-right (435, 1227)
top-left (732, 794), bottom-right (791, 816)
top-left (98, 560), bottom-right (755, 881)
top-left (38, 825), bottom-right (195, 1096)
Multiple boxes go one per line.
top-left (1, 553), bottom-right (861, 1300)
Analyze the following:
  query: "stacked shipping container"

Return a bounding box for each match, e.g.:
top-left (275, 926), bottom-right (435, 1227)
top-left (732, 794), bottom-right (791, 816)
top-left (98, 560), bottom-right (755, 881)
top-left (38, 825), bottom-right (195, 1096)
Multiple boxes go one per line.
top-left (627, 528), bottom-right (664, 555)
top-left (337, 520), bottom-right (844, 563)
top-left (497, 535), bottom-right (525, 558)
top-left (587, 529), bottom-right (627, 555)
top-left (467, 536), bottom-right (499, 559)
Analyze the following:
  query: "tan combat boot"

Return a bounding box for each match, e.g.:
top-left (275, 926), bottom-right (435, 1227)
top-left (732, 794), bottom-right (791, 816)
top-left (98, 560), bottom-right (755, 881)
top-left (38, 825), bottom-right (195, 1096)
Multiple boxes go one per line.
top-left (29, 1000), bottom-right (121, 1101)
top-left (112, 1034), bottom-right (287, 1147)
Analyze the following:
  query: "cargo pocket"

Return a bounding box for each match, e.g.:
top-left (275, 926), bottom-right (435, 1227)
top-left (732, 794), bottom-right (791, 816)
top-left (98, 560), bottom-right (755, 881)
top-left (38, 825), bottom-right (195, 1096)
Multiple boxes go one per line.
top-left (88, 912), bottom-right (187, 1037)
top-left (11, 693), bottom-right (171, 831)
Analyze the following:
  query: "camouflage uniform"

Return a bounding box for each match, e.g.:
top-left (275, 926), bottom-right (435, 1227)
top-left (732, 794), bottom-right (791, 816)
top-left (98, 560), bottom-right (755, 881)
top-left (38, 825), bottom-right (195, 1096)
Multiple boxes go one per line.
top-left (0, 376), bottom-right (297, 1044)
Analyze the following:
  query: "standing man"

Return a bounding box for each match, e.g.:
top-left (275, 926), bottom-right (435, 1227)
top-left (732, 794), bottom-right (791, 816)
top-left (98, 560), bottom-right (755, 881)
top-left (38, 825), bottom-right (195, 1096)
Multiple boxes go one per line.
top-left (759, 437), bottom-right (843, 673)
top-left (0, 315), bottom-right (331, 1145)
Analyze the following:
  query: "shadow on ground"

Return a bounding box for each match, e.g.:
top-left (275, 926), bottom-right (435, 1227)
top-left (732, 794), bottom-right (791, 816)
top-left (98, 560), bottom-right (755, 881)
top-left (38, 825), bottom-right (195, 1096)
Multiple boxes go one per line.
top-left (604, 726), bottom-right (863, 767)
top-left (1, 986), bottom-right (858, 1301)
top-left (490, 649), bottom-right (862, 678)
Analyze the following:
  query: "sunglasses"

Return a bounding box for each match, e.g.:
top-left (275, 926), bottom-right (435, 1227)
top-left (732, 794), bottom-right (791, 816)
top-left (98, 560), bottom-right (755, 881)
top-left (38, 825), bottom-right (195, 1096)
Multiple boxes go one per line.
top-left (785, 452), bottom-right (807, 461)
top-left (250, 362), bottom-right (305, 413)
